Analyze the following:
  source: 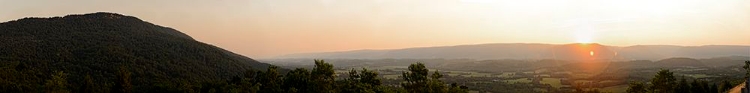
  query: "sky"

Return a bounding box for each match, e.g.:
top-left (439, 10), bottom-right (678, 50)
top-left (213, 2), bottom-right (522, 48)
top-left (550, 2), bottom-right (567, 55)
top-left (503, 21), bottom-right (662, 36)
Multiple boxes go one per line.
top-left (2, 0), bottom-right (750, 58)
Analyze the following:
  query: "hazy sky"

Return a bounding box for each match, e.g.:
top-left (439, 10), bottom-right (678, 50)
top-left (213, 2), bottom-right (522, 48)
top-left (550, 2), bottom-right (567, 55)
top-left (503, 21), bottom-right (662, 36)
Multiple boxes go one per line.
top-left (2, 0), bottom-right (749, 58)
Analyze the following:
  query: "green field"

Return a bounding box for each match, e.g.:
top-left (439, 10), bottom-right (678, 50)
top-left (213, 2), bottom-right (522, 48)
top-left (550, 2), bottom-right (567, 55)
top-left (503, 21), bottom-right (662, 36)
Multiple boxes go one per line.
top-left (494, 73), bottom-right (514, 78)
top-left (505, 78), bottom-right (532, 83)
top-left (682, 74), bottom-right (715, 78)
top-left (443, 71), bottom-right (496, 77)
top-left (541, 78), bottom-right (563, 88)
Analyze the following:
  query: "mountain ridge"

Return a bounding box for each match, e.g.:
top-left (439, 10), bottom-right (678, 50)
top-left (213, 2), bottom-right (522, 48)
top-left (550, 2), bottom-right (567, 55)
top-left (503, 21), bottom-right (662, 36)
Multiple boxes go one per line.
top-left (3, 12), bottom-right (194, 40)
top-left (275, 43), bottom-right (750, 60)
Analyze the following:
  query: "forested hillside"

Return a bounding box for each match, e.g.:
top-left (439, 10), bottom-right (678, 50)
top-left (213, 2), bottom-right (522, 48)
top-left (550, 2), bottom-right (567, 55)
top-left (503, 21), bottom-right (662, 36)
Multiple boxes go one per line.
top-left (0, 12), bottom-right (274, 92)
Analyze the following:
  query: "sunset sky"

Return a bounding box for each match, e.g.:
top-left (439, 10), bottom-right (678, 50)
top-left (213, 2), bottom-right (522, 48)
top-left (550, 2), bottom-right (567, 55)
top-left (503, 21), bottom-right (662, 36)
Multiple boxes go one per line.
top-left (2, 0), bottom-right (749, 58)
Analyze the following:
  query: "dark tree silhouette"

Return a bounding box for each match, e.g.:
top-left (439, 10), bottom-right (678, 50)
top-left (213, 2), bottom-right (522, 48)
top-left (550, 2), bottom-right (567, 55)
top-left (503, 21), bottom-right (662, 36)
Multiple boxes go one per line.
top-left (283, 68), bottom-right (311, 92)
top-left (719, 80), bottom-right (733, 92)
top-left (745, 61), bottom-right (750, 79)
top-left (675, 77), bottom-right (690, 93)
top-left (311, 60), bottom-right (335, 93)
top-left (258, 66), bottom-right (283, 93)
top-left (626, 81), bottom-right (647, 93)
top-left (340, 68), bottom-right (383, 93)
top-left (427, 71), bottom-right (447, 93)
top-left (649, 69), bottom-right (676, 93)
top-left (400, 62), bottom-right (466, 93)
top-left (402, 63), bottom-right (430, 93)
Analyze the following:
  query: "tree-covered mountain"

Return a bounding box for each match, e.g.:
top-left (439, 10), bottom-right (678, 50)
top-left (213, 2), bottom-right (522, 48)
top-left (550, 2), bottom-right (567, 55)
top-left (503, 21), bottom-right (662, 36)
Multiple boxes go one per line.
top-left (276, 43), bottom-right (750, 60)
top-left (0, 12), bottom-right (275, 92)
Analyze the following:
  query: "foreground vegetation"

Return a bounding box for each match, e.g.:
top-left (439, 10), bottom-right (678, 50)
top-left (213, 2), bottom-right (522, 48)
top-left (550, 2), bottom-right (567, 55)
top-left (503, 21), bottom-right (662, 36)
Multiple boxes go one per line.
top-left (626, 61), bottom-right (750, 93)
top-left (266, 58), bottom-right (748, 93)
top-left (626, 69), bottom-right (734, 93)
top-left (0, 60), bottom-right (468, 93)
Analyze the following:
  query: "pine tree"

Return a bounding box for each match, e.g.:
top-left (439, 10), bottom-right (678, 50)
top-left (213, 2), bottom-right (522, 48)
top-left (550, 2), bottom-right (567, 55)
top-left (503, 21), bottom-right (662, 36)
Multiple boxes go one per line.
top-left (428, 70), bottom-right (447, 93)
top-left (402, 62), bottom-right (430, 93)
top-left (311, 60), bottom-right (335, 93)
top-left (649, 69), bottom-right (676, 93)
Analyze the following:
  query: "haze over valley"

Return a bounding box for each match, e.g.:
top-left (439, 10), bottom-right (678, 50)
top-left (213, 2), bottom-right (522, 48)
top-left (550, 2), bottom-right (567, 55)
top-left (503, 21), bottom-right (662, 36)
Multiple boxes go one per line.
top-left (273, 43), bottom-right (750, 60)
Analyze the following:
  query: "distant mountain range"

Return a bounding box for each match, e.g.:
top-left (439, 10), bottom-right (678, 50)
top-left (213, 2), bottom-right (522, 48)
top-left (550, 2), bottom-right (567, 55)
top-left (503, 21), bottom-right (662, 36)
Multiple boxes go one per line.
top-left (275, 43), bottom-right (750, 60)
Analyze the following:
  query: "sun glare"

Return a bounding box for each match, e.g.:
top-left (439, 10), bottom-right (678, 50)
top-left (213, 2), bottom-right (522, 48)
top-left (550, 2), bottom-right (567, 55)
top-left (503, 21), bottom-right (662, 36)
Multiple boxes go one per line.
top-left (577, 38), bottom-right (592, 44)
top-left (574, 30), bottom-right (594, 44)
top-left (589, 51), bottom-right (594, 56)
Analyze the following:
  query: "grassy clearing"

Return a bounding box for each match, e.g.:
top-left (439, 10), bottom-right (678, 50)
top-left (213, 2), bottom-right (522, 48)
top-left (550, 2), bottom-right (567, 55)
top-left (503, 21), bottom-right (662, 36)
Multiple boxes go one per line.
top-left (505, 78), bottom-right (532, 83)
top-left (494, 73), bottom-right (514, 78)
top-left (443, 71), bottom-right (495, 77)
top-left (541, 78), bottom-right (563, 88)
top-left (682, 74), bottom-right (715, 78)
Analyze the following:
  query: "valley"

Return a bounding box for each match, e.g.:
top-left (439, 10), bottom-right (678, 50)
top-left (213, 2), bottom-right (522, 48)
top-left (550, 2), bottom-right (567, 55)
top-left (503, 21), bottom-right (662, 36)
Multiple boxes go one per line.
top-left (264, 57), bottom-right (748, 93)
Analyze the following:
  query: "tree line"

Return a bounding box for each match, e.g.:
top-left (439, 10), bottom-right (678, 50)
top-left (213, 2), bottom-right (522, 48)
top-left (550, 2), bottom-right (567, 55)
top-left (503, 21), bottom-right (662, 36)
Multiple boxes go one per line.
top-left (626, 61), bottom-right (750, 93)
top-left (3, 60), bottom-right (468, 93)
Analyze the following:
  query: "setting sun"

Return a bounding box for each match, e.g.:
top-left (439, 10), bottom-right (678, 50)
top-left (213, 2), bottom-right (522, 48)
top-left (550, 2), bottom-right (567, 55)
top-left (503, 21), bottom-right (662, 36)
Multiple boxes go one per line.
top-left (589, 51), bottom-right (594, 56)
top-left (574, 30), bottom-right (594, 44)
top-left (576, 37), bottom-right (593, 44)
